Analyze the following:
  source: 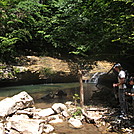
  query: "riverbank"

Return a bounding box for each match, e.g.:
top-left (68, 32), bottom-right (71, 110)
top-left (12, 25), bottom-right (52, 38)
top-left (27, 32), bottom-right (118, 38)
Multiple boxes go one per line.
top-left (0, 56), bottom-right (78, 87)
top-left (0, 56), bottom-right (114, 87)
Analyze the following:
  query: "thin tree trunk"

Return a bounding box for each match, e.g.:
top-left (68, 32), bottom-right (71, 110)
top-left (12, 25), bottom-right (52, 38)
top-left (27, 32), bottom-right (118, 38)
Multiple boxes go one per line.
top-left (78, 70), bottom-right (84, 107)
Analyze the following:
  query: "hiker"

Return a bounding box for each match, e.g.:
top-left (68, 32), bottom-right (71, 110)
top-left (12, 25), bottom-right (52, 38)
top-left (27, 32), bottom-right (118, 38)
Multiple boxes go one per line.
top-left (113, 63), bottom-right (127, 116)
top-left (125, 77), bottom-right (134, 115)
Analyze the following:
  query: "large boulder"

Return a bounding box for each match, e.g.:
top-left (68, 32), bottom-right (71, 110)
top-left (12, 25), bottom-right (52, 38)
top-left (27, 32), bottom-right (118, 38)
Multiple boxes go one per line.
top-left (6, 115), bottom-right (49, 134)
top-left (97, 73), bottom-right (117, 88)
top-left (0, 91), bottom-right (34, 118)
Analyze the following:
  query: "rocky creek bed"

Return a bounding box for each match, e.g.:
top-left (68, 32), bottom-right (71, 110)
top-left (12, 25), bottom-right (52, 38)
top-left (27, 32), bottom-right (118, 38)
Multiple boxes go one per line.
top-left (0, 91), bottom-right (134, 134)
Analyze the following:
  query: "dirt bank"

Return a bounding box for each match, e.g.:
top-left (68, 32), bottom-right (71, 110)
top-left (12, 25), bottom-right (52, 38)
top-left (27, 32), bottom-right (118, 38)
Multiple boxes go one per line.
top-left (0, 56), bottom-right (114, 87)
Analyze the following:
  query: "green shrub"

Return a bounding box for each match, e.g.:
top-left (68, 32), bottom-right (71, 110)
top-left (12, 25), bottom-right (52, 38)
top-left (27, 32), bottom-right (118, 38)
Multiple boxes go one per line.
top-left (72, 107), bottom-right (82, 117)
top-left (8, 72), bottom-right (13, 78)
top-left (13, 67), bottom-right (21, 74)
top-left (40, 67), bottom-right (55, 77)
top-left (0, 66), bottom-right (7, 69)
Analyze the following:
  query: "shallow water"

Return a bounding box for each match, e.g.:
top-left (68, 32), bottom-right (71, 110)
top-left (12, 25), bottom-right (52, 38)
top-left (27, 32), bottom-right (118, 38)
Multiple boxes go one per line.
top-left (0, 82), bottom-right (98, 108)
top-left (0, 82), bottom-right (79, 97)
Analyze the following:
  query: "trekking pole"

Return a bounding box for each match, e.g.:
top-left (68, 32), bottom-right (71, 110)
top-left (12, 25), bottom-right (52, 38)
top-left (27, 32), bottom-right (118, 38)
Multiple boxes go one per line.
top-left (106, 63), bottom-right (117, 74)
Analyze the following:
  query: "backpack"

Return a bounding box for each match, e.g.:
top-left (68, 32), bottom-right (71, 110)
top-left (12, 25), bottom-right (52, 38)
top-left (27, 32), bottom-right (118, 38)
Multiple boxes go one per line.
top-left (124, 70), bottom-right (133, 89)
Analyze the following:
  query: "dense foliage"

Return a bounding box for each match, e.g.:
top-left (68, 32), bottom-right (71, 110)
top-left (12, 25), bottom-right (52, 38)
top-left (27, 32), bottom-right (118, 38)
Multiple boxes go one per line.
top-left (0, 0), bottom-right (134, 66)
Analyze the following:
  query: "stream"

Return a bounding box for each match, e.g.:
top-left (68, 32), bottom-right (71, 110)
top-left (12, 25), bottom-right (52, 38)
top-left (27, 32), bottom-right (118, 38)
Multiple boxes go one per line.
top-left (0, 82), bottom-right (98, 108)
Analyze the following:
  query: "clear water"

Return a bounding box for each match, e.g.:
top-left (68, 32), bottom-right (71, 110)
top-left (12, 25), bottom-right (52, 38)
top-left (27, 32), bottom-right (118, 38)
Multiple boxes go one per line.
top-left (0, 82), bottom-right (98, 108)
top-left (0, 82), bottom-right (79, 97)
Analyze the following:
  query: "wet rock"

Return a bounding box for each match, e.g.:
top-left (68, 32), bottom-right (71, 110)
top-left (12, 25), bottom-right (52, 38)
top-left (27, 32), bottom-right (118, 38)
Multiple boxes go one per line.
top-left (41, 92), bottom-right (54, 100)
top-left (0, 91), bottom-right (34, 118)
top-left (55, 90), bottom-right (67, 98)
top-left (41, 90), bottom-right (67, 100)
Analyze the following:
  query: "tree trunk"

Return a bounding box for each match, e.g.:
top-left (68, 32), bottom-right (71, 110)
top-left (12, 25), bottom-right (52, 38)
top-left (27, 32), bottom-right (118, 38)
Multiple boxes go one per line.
top-left (78, 70), bottom-right (84, 107)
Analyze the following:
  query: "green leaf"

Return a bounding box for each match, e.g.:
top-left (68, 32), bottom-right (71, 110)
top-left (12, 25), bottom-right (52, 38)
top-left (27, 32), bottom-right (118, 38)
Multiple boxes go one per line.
top-left (44, 35), bottom-right (51, 38)
top-left (37, 31), bottom-right (46, 34)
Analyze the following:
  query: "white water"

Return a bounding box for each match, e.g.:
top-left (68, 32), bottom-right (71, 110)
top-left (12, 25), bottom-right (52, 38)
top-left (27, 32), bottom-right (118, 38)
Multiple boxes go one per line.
top-left (88, 72), bottom-right (106, 83)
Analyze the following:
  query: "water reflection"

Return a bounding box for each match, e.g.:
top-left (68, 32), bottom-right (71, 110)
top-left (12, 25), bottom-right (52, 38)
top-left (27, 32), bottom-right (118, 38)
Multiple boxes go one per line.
top-left (0, 83), bottom-right (99, 108)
